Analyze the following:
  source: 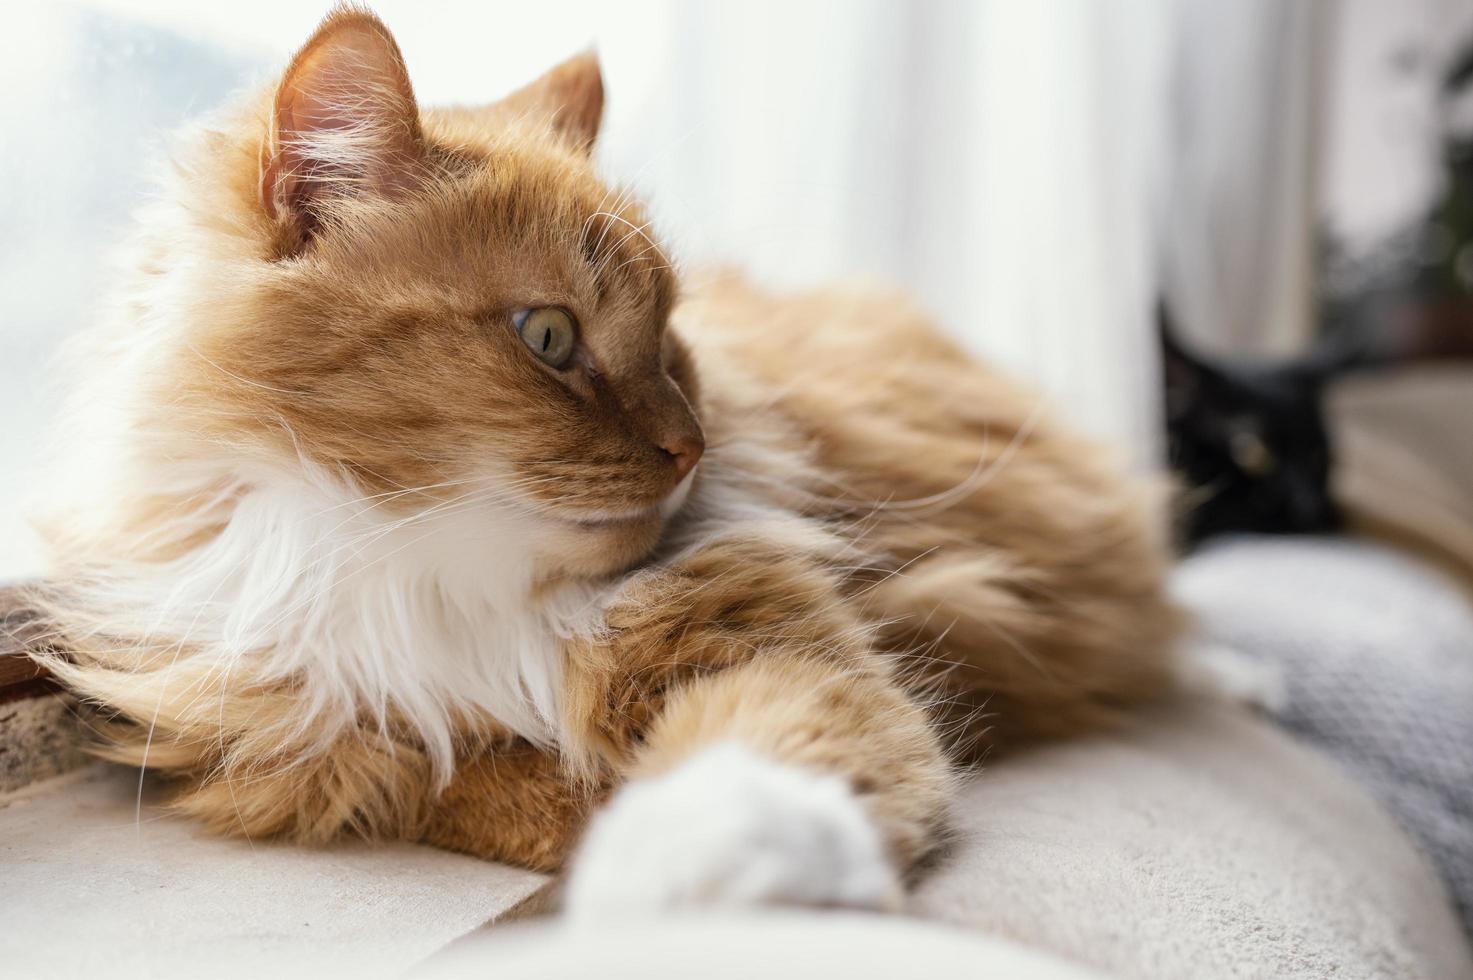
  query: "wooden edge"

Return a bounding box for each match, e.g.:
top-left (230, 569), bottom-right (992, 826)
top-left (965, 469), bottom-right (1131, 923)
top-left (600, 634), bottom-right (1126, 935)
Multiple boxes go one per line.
top-left (1, 584), bottom-right (55, 702)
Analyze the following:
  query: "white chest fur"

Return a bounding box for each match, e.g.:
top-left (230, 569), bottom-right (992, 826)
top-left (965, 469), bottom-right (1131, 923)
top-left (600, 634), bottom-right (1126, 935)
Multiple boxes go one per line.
top-left (84, 470), bottom-right (609, 785)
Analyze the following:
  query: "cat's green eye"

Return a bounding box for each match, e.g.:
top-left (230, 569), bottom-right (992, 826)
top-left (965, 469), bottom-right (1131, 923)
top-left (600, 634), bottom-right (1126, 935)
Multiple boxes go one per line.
top-left (513, 307), bottom-right (577, 369)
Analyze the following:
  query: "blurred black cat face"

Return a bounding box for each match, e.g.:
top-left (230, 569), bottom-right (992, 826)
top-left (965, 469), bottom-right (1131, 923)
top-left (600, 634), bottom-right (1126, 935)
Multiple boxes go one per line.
top-left (1162, 325), bottom-right (1341, 547)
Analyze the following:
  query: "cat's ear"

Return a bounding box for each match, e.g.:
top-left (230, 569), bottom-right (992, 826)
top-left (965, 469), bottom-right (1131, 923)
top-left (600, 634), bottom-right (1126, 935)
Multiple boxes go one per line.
top-left (1158, 300), bottom-right (1217, 415)
top-left (261, 9), bottom-right (424, 239)
top-left (496, 52), bottom-right (605, 153)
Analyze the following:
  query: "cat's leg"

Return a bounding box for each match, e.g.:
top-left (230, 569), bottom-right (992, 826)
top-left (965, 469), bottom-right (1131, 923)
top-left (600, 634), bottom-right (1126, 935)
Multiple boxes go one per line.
top-left (563, 651), bottom-right (951, 917)
top-left (421, 740), bottom-right (607, 872)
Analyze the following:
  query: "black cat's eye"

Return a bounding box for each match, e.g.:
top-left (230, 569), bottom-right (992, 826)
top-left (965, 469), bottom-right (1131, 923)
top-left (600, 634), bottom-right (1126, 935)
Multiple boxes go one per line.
top-left (1227, 423), bottom-right (1275, 475)
top-left (513, 307), bottom-right (577, 369)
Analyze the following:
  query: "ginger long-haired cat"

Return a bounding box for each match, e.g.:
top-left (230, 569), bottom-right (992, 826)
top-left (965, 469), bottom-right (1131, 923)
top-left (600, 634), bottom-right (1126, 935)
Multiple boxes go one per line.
top-left (25, 8), bottom-right (1179, 914)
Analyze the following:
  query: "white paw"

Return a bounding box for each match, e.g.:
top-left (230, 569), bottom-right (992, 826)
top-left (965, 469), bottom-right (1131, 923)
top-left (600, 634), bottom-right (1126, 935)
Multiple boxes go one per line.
top-left (564, 743), bottom-right (900, 919)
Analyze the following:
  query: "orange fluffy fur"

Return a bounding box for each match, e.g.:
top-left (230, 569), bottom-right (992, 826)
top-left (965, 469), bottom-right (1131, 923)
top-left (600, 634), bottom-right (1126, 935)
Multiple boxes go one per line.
top-left (26, 8), bottom-right (1180, 893)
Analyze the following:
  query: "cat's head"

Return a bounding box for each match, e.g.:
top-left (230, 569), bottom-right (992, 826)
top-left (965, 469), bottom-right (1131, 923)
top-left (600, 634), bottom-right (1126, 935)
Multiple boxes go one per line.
top-left (1159, 307), bottom-right (1342, 546)
top-left (157, 9), bottom-right (702, 578)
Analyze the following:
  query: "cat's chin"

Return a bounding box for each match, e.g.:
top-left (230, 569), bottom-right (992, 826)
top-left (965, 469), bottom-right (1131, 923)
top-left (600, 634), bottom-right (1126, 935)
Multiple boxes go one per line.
top-left (556, 506), bottom-right (663, 531)
top-left (538, 510), bottom-right (668, 578)
top-left (538, 469), bottom-right (698, 578)
top-left (551, 467), bottom-right (698, 532)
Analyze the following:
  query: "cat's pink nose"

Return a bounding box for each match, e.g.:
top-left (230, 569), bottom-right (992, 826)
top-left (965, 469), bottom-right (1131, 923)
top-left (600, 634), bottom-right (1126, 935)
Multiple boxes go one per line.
top-left (660, 433), bottom-right (704, 480)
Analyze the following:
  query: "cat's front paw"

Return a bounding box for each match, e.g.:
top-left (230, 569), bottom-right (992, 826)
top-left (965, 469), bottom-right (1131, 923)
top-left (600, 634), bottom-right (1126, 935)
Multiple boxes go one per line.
top-left (564, 743), bottom-right (900, 918)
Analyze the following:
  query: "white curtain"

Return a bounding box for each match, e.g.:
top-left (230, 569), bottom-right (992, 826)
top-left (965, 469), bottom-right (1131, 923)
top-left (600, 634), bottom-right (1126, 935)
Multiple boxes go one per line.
top-left (1162, 0), bottom-right (1333, 359)
top-left (1162, 0), bottom-right (1473, 358)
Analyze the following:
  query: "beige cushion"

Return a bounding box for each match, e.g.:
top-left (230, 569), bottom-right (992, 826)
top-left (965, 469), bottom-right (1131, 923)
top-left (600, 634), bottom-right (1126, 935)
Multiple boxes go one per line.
top-left (911, 698), bottom-right (1473, 979)
top-left (423, 912), bottom-right (1112, 979)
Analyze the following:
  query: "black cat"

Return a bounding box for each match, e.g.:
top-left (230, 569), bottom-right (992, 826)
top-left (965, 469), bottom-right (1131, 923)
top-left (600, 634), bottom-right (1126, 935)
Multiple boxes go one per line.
top-left (1160, 282), bottom-right (1473, 549)
top-left (1159, 306), bottom-right (1348, 548)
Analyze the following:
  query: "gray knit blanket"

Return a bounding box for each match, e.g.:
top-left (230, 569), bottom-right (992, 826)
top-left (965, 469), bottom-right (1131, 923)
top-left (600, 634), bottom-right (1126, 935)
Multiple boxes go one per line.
top-left (1175, 536), bottom-right (1473, 937)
